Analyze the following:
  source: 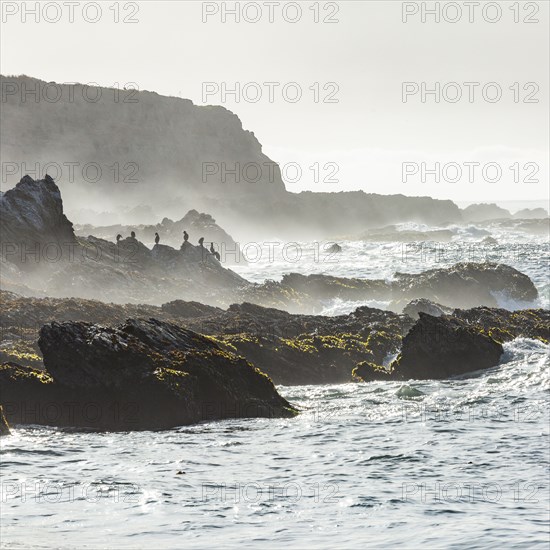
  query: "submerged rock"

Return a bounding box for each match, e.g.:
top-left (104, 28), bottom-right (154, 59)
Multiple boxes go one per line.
top-left (1, 319), bottom-right (296, 430)
top-left (392, 313), bottom-right (504, 380)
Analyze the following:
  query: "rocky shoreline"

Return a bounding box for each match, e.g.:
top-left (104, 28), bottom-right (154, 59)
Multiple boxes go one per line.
top-left (1, 288), bottom-right (547, 430)
top-left (1, 175), bottom-right (548, 432)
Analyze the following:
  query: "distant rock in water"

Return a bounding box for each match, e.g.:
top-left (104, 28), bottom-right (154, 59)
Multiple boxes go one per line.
top-left (513, 207), bottom-right (548, 219)
top-left (462, 203), bottom-right (512, 222)
top-left (392, 313), bottom-right (504, 380)
top-left (326, 243), bottom-right (342, 253)
top-left (395, 385), bottom-right (424, 398)
top-left (0, 319), bottom-right (296, 431)
top-left (481, 236), bottom-right (499, 245)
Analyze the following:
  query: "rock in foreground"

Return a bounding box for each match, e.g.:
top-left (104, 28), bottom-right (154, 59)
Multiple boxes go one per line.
top-left (0, 319), bottom-right (296, 431)
top-left (391, 313), bottom-right (504, 380)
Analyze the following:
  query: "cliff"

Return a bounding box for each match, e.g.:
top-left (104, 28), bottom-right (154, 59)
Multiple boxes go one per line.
top-left (1, 75), bottom-right (462, 238)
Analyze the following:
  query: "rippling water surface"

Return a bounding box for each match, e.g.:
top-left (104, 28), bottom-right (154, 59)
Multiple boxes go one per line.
top-left (1, 339), bottom-right (548, 549)
top-left (1, 226), bottom-right (549, 548)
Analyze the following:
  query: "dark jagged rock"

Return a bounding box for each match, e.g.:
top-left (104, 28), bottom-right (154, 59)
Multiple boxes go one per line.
top-left (0, 405), bottom-right (10, 435)
top-left (0, 176), bottom-right (248, 305)
top-left (0, 319), bottom-right (296, 430)
top-left (352, 362), bottom-right (391, 382)
top-left (1, 291), bottom-right (547, 387)
top-left (0, 175), bottom-right (76, 267)
top-left (402, 298), bottom-right (454, 319)
top-left (391, 313), bottom-right (504, 380)
top-left (181, 303), bottom-right (408, 385)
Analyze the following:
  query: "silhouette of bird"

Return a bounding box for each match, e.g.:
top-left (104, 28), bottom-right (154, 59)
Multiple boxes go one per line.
top-left (155, 232), bottom-right (160, 245)
top-left (130, 231), bottom-right (136, 239)
top-left (116, 234), bottom-right (122, 243)
top-left (183, 230), bottom-right (189, 242)
top-left (198, 237), bottom-right (204, 247)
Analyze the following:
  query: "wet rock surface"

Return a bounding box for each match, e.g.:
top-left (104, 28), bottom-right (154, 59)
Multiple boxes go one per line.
top-left (1, 319), bottom-right (296, 430)
top-left (1, 291), bottom-right (546, 391)
top-left (391, 313), bottom-right (504, 380)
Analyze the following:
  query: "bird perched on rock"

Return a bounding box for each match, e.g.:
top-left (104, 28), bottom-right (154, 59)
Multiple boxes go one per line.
top-left (155, 232), bottom-right (160, 245)
top-left (116, 234), bottom-right (122, 243)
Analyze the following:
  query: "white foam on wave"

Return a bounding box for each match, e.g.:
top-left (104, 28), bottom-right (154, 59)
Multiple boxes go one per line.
top-left (319, 298), bottom-right (392, 316)
top-left (490, 290), bottom-right (543, 311)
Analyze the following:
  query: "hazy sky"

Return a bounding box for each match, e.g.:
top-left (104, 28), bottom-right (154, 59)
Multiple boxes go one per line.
top-left (1, 0), bottom-right (548, 202)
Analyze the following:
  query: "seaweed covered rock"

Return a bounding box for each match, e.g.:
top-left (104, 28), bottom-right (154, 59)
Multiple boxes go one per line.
top-left (452, 307), bottom-right (550, 344)
top-left (1, 319), bottom-right (295, 431)
top-left (392, 313), bottom-right (504, 380)
top-left (352, 361), bottom-right (390, 382)
top-left (181, 302), bottom-right (407, 385)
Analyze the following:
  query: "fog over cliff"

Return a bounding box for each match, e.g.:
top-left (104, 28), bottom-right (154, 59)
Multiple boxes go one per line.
top-left (1, 75), bottom-right (464, 240)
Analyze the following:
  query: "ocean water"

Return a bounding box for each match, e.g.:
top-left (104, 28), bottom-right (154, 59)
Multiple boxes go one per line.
top-left (1, 224), bottom-right (549, 548)
top-left (231, 223), bottom-right (550, 313)
top-left (1, 339), bottom-right (548, 549)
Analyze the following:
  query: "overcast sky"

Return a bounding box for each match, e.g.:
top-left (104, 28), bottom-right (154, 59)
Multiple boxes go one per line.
top-left (1, 1), bottom-right (548, 202)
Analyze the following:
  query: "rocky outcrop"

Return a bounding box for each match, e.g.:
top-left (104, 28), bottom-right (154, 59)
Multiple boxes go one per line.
top-left (1, 290), bottom-right (548, 387)
top-left (0, 175), bottom-right (75, 267)
top-left (75, 209), bottom-right (247, 264)
top-left (0, 176), bottom-right (248, 305)
top-left (452, 307), bottom-right (550, 343)
top-left (278, 263), bottom-right (538, 311)
top-left (0, 319), bottom-right (296, 430)
top-left (391, 313), bottom-right (504, 379)
top-left (462, 203), bottom-right (511, 222)
top-left (513, 208), bottom-right (548, 219)
top-left (393, 263), bottom-right (538, 309)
